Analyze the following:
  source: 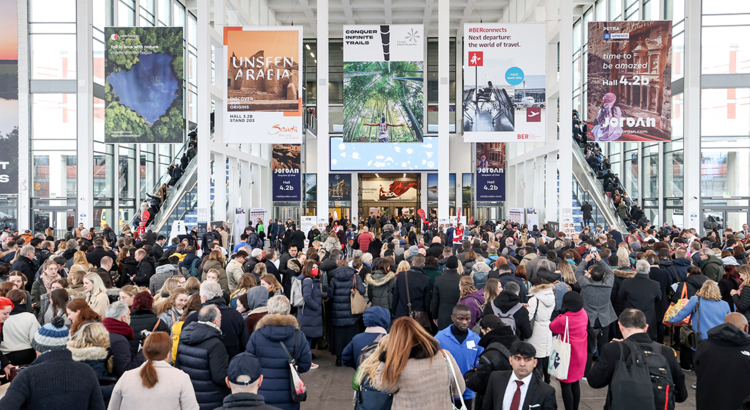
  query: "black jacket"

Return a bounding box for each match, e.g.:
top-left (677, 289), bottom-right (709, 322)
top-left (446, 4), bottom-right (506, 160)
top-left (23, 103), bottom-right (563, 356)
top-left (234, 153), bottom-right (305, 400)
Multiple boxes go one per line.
top-left (264, 260), bottom-right (281, 285)
top-left (587, 332), bottom-right (688, 410)
top-left (85, 247), bottom-right (116, 268)
top-left (278, 252), bottom-right (294, 296)
top-left (104, 321), bottom-right (145, 377)
top-left (118, 257), bottom-right (138, 287)
top-left (128, 309), bottom-right (170, 352)
top-left (183, 296), bottom-right (250, 360)
top-left (133, 255), bottom-right (157, 287)
top-left (695, 323), bottom-right (750, 410)
top-left (464, 327), bottom-right (518, 408)
top-left (152, 243), bottom-right (164, 261)
top-left (672, 274), bottom-right (710, 304)
top-left (426, 242), bottom-right (444, 259)
top-left (392, 267), bottom-right (432, 319)
top-left (290, 230), bottom-right (306, 251)
top-left (11, 256), bottom-right (36, 292)
top-left (214, 393), bottom-right (282, 410)
top-left (431, 268), bottom-right (462, 330)
top-left (328, 265), bottom-right (366, 327)
top-left (367, 239), bottom-right (383, 258)
top-left (732, 286), bottom-right (750, 323)
top-left (617, 273), bottom-right (661, 340)
top-left (648, 266), bottom-right (672, 317)
top-left (482, 370), bottom-right (557, 410)
top-left (481, 292), bottom-right (533, 340)
top-left (175, 322), bottom-right (230, 410)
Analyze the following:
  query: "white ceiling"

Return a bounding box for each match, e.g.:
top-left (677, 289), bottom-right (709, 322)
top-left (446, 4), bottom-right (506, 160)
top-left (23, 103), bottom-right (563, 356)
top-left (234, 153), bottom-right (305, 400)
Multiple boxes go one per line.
top-left (265, 0), bottom-right (509, 37)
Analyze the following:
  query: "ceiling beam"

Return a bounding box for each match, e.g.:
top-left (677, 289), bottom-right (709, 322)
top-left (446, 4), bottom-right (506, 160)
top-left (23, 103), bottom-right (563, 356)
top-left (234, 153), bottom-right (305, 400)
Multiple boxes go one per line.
top-left (298, 0), bottom-right (317, 35)
top-left (384, 0), bottom-right (392, 24)
top-left (340, 0), bottom-right (357, 24)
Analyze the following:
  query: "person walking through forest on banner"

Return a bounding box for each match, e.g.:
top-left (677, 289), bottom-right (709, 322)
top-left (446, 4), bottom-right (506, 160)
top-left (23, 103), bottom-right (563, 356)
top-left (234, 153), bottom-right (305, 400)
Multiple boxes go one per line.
top-left (363, 116), bottom-right (405, 143)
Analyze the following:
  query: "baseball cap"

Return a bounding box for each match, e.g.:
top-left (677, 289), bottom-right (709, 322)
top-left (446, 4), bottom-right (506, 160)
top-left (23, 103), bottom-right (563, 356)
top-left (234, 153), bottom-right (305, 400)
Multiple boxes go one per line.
top-left (227, 352), bottom-right (262, 385)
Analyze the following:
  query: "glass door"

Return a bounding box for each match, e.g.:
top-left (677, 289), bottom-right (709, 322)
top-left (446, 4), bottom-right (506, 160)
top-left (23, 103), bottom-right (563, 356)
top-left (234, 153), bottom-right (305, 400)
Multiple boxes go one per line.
top-left (33, 208), bottom-right (76, 238)
top-left (702, 209), bottom-right (749, 236)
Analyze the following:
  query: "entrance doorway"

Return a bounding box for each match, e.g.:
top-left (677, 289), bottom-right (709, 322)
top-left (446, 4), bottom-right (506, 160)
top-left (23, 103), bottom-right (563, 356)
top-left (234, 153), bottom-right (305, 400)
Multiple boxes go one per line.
top-left (703, 208), bottom-right (748, 235)
top-left (33, 208), bottom-right (76, 238)
top-left (273, 206), bottom-right (301, 226)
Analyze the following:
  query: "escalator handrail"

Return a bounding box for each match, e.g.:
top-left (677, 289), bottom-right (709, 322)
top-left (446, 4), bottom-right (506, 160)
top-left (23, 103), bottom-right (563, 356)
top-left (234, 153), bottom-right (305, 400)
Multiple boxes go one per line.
top-left (571, 142), bottom-right (628, 231)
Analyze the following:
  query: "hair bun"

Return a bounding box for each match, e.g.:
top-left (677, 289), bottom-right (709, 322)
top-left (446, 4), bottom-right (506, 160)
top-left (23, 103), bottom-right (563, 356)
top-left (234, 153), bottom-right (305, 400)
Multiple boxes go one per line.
top-left (51, 316), bottom-right (66, 328)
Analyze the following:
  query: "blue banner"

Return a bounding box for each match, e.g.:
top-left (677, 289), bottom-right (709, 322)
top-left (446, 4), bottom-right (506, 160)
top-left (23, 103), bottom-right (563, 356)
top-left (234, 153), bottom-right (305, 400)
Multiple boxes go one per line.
top-left (272, 144), bottom-right (301, 201)
top-left (476, 142), bottom-right (506, 201)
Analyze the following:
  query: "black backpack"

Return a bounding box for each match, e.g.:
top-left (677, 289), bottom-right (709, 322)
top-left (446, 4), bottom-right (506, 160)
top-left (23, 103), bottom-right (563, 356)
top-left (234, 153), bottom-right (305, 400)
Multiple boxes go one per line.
top-left (609, 339), bottom-right (675, 410)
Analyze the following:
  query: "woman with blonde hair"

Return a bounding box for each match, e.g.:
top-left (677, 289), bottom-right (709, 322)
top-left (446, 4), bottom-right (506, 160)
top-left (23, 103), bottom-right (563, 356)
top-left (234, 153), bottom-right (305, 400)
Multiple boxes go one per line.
top-left (669, 280), bottom-right (730, 340)
top-left (367, 317), bottom-right (465, 410)
top-left (153, 278), bottom-right (180, 308)
top-left (732, 265), bottom-right (750, 322)
top-left (252, 262), bottom-right (267, 284)
top-left (183, 277), bottom-right (201, 295)
top-left (83, 272), bottom-right (109, 316)
top-left (200, 250), bottom-right (229, 292)
top-left (72, 251), bottom-right (93, 271)
top-left (395, 261), bottom-right (411, 277)
top-left (170, 293), bottom-right (203, 363)
top-left (67, 321), bottom-right (111, 377)
top-left (118, 285), bottom-right (140, 307)
top-left (156, 288), bottom-right (189, 331)
top-left (259, 274), bottom-right (283, 297)
top-left (109, 332), bottom-right (199, 410)
top-left (457, 276), bottom-right (485, 328)
top-left (483, 278), bottom-right (502, 308)
top-left (230, 274), bottom-right (257, 309)
top-left (557, 261), bottom-right (581, 293)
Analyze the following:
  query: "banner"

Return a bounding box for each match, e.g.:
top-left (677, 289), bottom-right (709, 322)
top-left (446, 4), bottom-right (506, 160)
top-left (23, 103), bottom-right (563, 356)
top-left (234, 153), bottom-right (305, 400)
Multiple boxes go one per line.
top-left (476, 143), bottom-right (506, 201)
top-left (304, 173), bottom-right (317, 202)
top-left (362, 179), bottom-right (418, 201)
top-left (587, 21), bottom-right (672, 142)
top-left (462, 174), bottom-right (473, 203)
top-left (105, 27), bottom-right (184, 143)
top-left (224, 27), bottom-right (303, 143)
top-left (463, 23), bottom-right (546, 143)
top-left (0, 0), bottom-right (18, 194)
top-left (272, 144), bottom-right (301, 201)
top-left (426, 174), bottom-right (456, 202)
top-left (343, 25), bottom-right (424, 143)
top-left (329, 174), bottom-right (352, 201)
top-left (509, 208), bottom-right (525, 224)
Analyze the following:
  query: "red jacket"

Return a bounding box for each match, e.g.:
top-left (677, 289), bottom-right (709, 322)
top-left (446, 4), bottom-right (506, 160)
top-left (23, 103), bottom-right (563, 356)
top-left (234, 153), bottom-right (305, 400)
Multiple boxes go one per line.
top-left (549, 308), bottom-right (589, 383)
top-left (358, 232), bottom-right (373, 252)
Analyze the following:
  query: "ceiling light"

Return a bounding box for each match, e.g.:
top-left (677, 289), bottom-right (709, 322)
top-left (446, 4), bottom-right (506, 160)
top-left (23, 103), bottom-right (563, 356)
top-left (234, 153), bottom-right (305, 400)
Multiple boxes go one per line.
top-left (403, 173), bottom-right (406, 178)
top-left (375, 174), bottom-right (379, 177)
top-left (305, 44), bottom-right (310, 50)
top-left (310, 52), bottom-right (315, 58)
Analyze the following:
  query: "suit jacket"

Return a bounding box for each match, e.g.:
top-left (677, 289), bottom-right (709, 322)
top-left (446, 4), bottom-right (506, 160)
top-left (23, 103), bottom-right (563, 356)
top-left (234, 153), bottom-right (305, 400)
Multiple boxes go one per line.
top-left (482, 370), bottom-right (557, 410)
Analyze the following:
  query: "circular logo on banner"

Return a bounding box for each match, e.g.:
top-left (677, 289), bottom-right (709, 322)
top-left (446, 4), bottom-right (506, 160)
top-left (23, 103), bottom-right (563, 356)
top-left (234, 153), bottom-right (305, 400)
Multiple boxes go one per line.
top-left (111, 34), bottom-right (119, 41)
top-left (505, 67), bottom-right (525, 86)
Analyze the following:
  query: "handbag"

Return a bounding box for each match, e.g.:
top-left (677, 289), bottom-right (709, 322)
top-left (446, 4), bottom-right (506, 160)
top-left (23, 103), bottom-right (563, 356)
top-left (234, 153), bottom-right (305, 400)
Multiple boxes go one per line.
top-left (8, 365), bottom-right (29, 382)
top-left (279, 329), bottom-right (307, 402)
top-left (354, 376), bottom-right (393, 410)
top-left (679, 297), bottom-right (702, 350)
top-left (548, 316), bottom-right (571, 380)
top-left (350, 274), bottom-right (370, 315)
top-left (663, 284), bottom-right (690, 327)
top-left (441, 350), bottom-right (468, 410)
top-left (404, 270), bottom-right (431, 331)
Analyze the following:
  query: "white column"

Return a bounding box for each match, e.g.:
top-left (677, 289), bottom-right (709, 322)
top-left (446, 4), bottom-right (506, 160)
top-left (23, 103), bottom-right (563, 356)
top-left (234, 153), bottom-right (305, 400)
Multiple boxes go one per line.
top-left (17, 0), bottom-right (30, 229)
top-left (420, 172), bottom-right (428, 219)
top-left (77, 0), bottom-right (94, 227)
top-left (533, 157), bottom-right (544, 223)
top-left (558, 0), bottom-right (574, 224)
top-left (455, 31), bottom-right (463, 134)
top-left (683, 0), bottom-right (701, 231)
top-left (351, 173), bottom-right (359, 223)
top-left (437, 0), bottom-right (450, 221)
top-left (228, 157), bottom-right (239, 227)
top-left (251, 163), bottom-right (262, 208)
top-left (545, 153), bottom-right (558, 223)
top-left (316, 0), bottom-right (329, 220)
top-left (196, 0), bottom-right (212, 225)
top-left (241, 160), bottom-right (251, 210)
top-left (213, 153), bottom-right (226, 222)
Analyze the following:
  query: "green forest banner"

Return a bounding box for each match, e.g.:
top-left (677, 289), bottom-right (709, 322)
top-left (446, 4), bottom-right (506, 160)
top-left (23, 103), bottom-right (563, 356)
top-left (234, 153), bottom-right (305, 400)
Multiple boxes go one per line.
top-left (105, 27), bottom-right (184, 143)
top-left (343, 25), bottom-right (424, 143)
top-left (0, 0), bottom-right (18, 195)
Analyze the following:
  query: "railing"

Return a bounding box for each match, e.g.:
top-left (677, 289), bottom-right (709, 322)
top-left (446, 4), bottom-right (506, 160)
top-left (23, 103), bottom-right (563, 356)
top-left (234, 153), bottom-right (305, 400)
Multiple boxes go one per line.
top-left (571, 141), bottom-right (628, 231)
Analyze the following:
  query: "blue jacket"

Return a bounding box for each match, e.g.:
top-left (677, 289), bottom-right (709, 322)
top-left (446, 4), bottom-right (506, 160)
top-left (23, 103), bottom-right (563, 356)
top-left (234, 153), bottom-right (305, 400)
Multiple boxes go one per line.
top-left (670, 257), bottom-right (692, 282)
top-left (175, 322), bottom-right (230, 410)
top-left (233, 242), bottom-right (249, 253)
top-left (342, 307), bottom-right (390, 369)
top-left (434, 325), bottom-right (483, 400)
top-left (245, 314), bottom-right (312, 410)
top-left (670, 296), bottom-right (731, 340)
top-left (328, 265), bottom-right (366, 327)
top-left (183, 296), bottom-right (250, 360)
top-left (180, 252), bottom-right (199, 269)
top-left (296, 275), bottom-right (324, 339)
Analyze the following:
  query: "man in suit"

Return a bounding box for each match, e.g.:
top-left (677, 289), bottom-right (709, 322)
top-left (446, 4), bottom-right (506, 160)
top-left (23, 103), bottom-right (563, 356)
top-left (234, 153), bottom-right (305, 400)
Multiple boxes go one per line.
top-left (482, 341), bottom-right (557, 410)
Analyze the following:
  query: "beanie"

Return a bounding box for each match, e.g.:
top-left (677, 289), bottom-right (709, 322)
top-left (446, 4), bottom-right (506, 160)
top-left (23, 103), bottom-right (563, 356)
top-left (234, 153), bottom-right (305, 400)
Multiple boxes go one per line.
top-left (32, 316), bottom-right (69, 353)
top-left (562, 292), bottom-right (584, 313)
top-left (446, 256), bottom-right (458, 270)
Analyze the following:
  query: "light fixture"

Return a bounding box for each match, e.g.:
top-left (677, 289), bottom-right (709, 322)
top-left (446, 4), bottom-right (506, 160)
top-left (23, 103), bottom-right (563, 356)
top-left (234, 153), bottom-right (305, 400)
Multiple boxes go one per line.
top-left (403, 173), bottom-right (406, 178)
top-left (305, 44), bottom-right (310, 50)
top-left (310, 52), bottom-right (315, 58)
top-left (375, 173), bottom-right (379, 177)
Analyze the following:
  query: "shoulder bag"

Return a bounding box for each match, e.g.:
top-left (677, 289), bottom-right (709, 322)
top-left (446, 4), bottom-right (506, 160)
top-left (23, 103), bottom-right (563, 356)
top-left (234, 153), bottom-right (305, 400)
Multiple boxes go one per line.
top-left (404, 270), bottom-right (430, 331)
top-left (441, 350), bottom-right (468, 410)
top-left (663, 284), bottom-right (690, 327)
top-left (679, 297), bottom-right (702, 349)
top-left (279, 329), bottom-right (308, 402)
top-left (351, 274), bottom-right (370, 315)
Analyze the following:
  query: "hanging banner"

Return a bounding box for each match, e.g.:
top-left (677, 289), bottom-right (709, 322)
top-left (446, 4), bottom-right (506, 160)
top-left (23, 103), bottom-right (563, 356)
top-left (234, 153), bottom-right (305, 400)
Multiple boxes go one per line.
top-left (426, 174), bottom-right (456, 202)
top-left (361, 179), bottom-right (418, 201)
top-left (343, 25), bottom-right (424, 143)
top-left (463, 23), bottom-right (546, 143)
top-left (272, 144), bottom-right (301, 201)
top-left (509, 208), bottom-right (525, 225)
top-left (329, 174), bottom-right (352, 201)
top-left (224, 26), bottom-right (303, 144)
top-left (462, 174), bottom-right (473, 203)
top-left (0, 0), bottom-right (18, 195)
top-left (476, 143), bottom-right (506, 201)
top-left (105, 27), bottom-right (184, 143)
top-left (587, 21), bottom-right (672, 142)
top-left (304, 173), bottom-right (317, 202)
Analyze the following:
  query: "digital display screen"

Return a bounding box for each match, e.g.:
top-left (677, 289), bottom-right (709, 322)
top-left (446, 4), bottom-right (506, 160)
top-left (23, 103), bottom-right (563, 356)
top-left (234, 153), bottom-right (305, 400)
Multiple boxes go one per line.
top-left (330, 136), bottom-right (439, 171)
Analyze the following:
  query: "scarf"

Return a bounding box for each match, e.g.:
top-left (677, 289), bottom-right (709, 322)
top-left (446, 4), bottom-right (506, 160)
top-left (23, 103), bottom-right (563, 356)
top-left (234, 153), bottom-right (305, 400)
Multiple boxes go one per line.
top-left (102, 318), bottom-right (135, 340)
top-left (41, 273), bottom-right (62, 293)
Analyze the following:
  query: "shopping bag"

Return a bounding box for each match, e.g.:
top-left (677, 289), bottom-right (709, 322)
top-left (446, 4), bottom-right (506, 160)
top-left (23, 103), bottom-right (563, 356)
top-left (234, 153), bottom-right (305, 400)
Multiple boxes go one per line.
top-left (663, 285), bottom-right (690, 327)
top-left (548, 316), bottom-right (571, 380)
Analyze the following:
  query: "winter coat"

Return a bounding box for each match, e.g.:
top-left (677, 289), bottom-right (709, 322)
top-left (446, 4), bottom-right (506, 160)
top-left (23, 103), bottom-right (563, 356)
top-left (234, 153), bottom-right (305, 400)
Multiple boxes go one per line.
top-left (732, 286), bottom-right (750, 322)
top-left (617, 202), bottom-right (630, 221)
top-left (68, 345), bottom-right (110, 378)
top-left (119, 257), bottom-right (139, 286)
top-left (87, 247), bottom-right (116, 268)
top-left (520, 252), bottom-right (537, 267)
top-left (244, 314), bottom-right (312, 410)
top-left (700, 255), bottom-right (724, 282)
top-left (670, 257), bottom-right (693, 282)
top-left (213, 393), bottom-right (280, 410)
top-left (695, 323), bottom-right (750, 410)
top-left (296, 275), bottom-right (323, 339)
top-left (175, 321), bottom-right (230, 410)
top-left (574, 260), bottom-right (617, 327)
top-left (11, 256), bottom-right (36, 290)
top-left (672, 274), bottom-right (710, 304)
top-left (472, 262), bottom-right (491, 289)
top-left (649, 266), bottom-right (673, 319)
top-left (422, 264), bottom-right (442, 286)
top-left (341, 306), bottom-right (390, 368)
top-left (431, 268), bottom-right (462, 330)
top-left (328, 265), bottom-right (366, 327)
top-left (549, 308), bottom-right (589, 383)
top-left (149, 264), bottom-right (177, 296)
top-left (426, 242), bottom-right (445, 259)
top-left (109, 360), bottom-right (199, 410)
top-left (201, 259), bottom-right (229, 293)
top-left (392, 267), bottom-right (432, 320)
top-left (226, 259), bottom-right (245, 292)
top-left (481, 291), bottom-right (533, 340)
top-left (134, 255), bottom-right (157, 287)
top-left (365, 270), bottom-right (396, 310)
top-left (128, 309), bottom-right (170, 352)
top-left (496, 271), bottom-right (528, 302)
top-left (670, 296), bottom-right (731, 339)
top-left (617, 273), bottom-right (662, 340)
top-left (458, 289), bottom-right (486, 329)
top-left (103, 318), bottom-right (145, 377)
top-left (182, 296), bottom-right (249, 359)
top-left (464, 327), bottom-right (518, 406)
top-left (525, 284), bottom-right (556, 358)
top-left (610, 268), bottom-right (636, 315)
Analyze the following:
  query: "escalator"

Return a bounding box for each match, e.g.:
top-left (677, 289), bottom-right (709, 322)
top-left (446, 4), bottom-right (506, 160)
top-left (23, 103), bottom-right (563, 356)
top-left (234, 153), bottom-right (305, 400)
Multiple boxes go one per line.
top-left (571, 142), bottom-right (628, 232)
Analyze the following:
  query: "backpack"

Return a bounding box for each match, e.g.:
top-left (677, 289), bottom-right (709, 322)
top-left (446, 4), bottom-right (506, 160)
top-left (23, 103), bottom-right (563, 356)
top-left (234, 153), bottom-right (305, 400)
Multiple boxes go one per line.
top-left (609, 339), bottom-right (675, 410)
top-left (290, 276), bottom-right (305, 307)
top-left (248, 233), bottom-right (261, 249)
top-left (188, 258), bottom-right (201, 278)
top-left (491, 302), bottom-right (523, 334)
top-left (357, 333), bottom-right (385, 367)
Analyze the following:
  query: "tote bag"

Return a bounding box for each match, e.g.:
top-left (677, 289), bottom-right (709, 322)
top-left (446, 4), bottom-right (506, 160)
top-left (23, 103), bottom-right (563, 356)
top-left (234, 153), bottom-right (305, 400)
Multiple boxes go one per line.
top-left (663, 284), bottom-right (690, 327)
top-left (350, 275), bottom-right (370, 315)
top-left (548, 316), bottom-right (571, 380)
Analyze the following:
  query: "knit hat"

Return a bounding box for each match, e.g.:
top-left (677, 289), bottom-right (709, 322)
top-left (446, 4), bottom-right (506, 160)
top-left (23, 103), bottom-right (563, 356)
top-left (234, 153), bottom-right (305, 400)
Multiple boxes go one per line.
top-left (446, 256), bottom-right (459, 270)
top-left (408, 245), bottom-right (420, 256)
top-left (562, 292), bottom-right (584, 313)
top-left (32, 316), bottom-right (69, 353)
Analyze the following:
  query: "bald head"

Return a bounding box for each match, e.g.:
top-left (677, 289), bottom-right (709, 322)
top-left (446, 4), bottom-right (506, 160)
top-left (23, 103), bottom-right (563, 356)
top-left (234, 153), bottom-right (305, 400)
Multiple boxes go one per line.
top-left (725, 312), bottom-right (749, 333)
top-left (432, 236), bottom-right (442, 244)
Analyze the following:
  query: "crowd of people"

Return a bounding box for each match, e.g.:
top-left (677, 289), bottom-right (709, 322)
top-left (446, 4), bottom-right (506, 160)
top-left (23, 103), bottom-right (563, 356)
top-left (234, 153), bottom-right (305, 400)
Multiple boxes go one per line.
top-left (1, 218), bottom-right (750, 410)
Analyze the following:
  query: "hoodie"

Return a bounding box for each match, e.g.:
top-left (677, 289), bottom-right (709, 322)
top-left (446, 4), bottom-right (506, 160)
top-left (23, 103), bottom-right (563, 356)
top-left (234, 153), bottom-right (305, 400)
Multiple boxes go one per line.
top-left (481, 291), bottom-right (532, 340)
top-left (365, 270), bottom-right (396, 310)
top-left (341, 306), bottom-right (390, 368)
top-left (701, 255), bottom-right (724, 282)
top-left (670, 257), bottom-right (692, 282)
top-left (471, 262), bottom-right (491, 289)
top-left (695, 323), bottom-right (750, 410)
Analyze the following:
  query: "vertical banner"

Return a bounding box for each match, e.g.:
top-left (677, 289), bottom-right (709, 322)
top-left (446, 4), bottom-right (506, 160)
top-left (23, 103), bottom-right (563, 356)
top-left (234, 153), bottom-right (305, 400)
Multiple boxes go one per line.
top-left (509, 208), bottom-right (525, 224)
top-left (0, 0), bottom-right (18, 194)
top-left (343, 25), bottom-right (424, 143)
top-left (272, 144), bottom-right (301, 201)
top-left (426, 174), bottom-right (456, 202)
top-left (463, 24), bottom-right (546, 143)
top-left (329, 174), bottom-right (352, 201)
top-left (304, 173), bottom-right (317, 202)
top-left (105, 27), bottom-right (185, 143)
top-left (475, 143), bottom-right (506, 201)
top-left (587, 21), bottom-right (672, 142)
top-left (462, 174), bottom-right (473, 203)
top-left (224, 27), bottom-right (303, 143)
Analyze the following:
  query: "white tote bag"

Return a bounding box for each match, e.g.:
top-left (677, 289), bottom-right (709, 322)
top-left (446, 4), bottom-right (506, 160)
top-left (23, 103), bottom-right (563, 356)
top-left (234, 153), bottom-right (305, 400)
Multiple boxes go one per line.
top-left (547, 316), bottom-right (571, 380)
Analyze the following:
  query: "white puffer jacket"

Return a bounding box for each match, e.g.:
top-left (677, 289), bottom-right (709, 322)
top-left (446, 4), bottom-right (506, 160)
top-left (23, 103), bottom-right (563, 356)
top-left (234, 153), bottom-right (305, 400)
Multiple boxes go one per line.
top-left (526, 283), bottom-right (556, 358)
